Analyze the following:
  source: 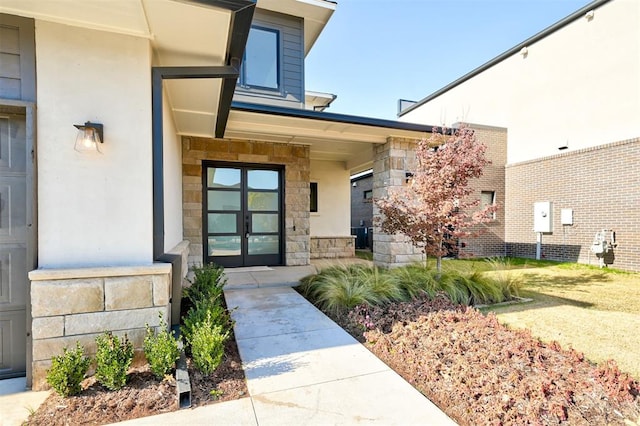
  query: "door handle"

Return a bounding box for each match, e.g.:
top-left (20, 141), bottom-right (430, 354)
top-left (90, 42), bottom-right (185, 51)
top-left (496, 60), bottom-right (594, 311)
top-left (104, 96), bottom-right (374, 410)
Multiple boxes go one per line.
top-left (245, 217), bottom-right (250, 239)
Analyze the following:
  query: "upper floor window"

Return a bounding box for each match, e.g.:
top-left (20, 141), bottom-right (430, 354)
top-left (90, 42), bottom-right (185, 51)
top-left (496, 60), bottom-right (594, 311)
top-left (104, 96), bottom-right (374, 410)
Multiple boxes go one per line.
top-left (242, 26), bottom-right (280, 90)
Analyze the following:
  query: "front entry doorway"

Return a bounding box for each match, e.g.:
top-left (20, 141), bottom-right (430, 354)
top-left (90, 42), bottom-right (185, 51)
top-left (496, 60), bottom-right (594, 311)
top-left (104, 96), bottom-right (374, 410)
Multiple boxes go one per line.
top-left (203, 162), bottom-right (284, 267)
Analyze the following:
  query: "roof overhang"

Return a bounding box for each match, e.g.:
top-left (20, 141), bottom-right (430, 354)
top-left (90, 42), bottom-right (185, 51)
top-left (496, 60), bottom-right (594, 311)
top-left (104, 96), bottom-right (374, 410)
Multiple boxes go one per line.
top-left (256, 0), bottom-right (336, 55)
top-left (228, 102), bottom-right (433, 172)
top-left (0, 0), bottom-right (255, 139)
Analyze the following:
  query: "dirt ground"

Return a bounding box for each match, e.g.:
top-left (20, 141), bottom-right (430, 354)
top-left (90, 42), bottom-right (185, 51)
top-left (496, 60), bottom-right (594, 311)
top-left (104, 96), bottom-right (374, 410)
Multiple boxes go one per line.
top-left (26, 338), bottom-right (247, 425)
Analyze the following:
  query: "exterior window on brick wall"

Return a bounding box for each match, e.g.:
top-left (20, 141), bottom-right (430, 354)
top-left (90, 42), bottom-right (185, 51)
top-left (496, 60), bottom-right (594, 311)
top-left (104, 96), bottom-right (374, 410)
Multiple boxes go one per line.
top-left (242, 26), bottom-right (280, 90)
top-left (310, 182), bottom-right (318, 212)
top-left (481, 191), bottom-right (496, 219)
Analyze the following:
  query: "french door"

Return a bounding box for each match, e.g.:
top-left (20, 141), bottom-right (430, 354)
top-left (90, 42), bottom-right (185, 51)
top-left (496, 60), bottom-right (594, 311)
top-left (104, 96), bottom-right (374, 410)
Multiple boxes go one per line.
top-left (202, 162), bottom-right (284, 267)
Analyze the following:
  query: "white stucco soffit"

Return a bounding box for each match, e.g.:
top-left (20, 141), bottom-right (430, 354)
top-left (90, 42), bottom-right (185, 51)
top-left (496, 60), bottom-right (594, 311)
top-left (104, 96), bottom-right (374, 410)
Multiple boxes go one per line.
top-left (226, 108), bottom-right (429, 168)
top-left (0, 0), bottom-right (233, 138)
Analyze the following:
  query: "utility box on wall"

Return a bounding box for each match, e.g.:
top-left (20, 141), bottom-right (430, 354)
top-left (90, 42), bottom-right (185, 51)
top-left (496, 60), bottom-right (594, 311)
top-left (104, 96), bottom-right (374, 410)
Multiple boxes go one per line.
top-left (534, 201), bottom-right (553, 233)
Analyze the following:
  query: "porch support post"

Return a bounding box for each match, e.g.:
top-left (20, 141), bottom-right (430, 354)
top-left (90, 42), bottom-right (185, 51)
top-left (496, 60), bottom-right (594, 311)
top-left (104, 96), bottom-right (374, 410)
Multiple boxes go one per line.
top-left (372, 137), bottom-right (424, 268)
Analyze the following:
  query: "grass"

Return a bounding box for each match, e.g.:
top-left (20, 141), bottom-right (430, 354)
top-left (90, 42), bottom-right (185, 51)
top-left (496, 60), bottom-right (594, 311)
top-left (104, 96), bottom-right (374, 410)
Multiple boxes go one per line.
top-left (478, 261), bottom-right (640, 380)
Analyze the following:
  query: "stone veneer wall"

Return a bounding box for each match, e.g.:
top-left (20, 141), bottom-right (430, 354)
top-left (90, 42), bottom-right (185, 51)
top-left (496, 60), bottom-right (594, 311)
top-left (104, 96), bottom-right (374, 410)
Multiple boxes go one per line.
top-left (28, 264), bottom-right (172, 390)
top-left (310, 236), bottom-right (356, 259)
top-left (182, 137), bottom-right (311, 266)
top-left (372, 137), bottom-right (424, 268)
top-left (373, 127), bottom-right (507, 268)
top-left (505, 137), bottom-right (640, 271)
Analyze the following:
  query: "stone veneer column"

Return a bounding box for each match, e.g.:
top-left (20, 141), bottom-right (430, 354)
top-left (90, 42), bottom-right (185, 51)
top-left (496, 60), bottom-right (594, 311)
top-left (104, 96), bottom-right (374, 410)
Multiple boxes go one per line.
top-left (372, 137), bottom-right (424, 268)
top-left (28, 264), bottom-right (172, 390)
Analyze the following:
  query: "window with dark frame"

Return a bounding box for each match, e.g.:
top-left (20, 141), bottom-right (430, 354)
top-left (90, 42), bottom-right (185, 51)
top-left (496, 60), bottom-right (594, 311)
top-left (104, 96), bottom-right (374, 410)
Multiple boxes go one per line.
top-left (242, 26), bottom-right (280, 90)
top-left (310, 182), bottom-right (318, 212)
top-left (363, 190), bottom-right (372, 200)
top-left (480, 191), bottom-right (496, 219)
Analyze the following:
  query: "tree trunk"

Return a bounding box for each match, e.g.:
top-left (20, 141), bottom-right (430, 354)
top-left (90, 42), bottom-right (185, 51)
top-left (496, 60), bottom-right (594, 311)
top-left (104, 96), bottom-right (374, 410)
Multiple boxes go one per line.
top-left (436, 256), bottom-right (442, 273)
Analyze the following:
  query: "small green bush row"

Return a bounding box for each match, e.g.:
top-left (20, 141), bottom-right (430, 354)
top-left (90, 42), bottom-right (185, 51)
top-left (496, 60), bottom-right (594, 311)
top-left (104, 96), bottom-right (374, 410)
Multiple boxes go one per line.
top-left (181, 263), bottom-right (232, 375)
top-left (298, 259), bottom-right (523, 314)
top-left (47, 315), bottom-right (180, 397)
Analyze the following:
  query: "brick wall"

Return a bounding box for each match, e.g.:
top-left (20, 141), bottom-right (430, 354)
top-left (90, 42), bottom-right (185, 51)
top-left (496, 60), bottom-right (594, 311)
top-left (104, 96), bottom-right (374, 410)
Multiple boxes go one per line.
top-left (505, 137), bottom-right (640, 271)
top-left (458, 124), bottom-right (507, 258)
top-left (29, 265), bottom-right (172, 390)
top-left (182, 137), bottom-right (311, 266)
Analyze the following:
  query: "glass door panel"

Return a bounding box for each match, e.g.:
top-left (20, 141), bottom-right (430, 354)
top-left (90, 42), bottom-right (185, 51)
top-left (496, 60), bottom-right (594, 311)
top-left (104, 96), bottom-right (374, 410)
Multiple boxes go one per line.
top-left (204, 164), bottom-right (283, 267)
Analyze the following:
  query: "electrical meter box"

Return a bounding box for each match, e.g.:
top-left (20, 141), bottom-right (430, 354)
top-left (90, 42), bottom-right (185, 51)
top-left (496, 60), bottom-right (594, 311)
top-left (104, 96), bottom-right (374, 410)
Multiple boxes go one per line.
top-left (534, 201), bottom-right (553, 233)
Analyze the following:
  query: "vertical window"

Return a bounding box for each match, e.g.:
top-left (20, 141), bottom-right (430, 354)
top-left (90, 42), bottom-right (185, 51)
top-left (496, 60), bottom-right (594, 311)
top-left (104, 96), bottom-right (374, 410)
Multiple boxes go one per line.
top-left (243, 27), bottom-right (279, 89)
top-left (480, 191), bottom-right (496, 219)
top-left (310, 182), bottom-right (318, 212)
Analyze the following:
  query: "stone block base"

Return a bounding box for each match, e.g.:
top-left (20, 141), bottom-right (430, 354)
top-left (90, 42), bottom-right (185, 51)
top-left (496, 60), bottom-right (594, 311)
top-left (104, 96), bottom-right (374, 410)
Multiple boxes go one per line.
top-left (310, 236), bottom-right (355, 259)
top-left (28, 264), bottom-right (172, 391)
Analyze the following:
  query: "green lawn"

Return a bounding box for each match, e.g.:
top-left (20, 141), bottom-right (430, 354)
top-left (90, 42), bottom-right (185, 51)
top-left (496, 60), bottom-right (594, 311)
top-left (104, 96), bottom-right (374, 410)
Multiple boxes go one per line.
top-left (453, 258), bottom-right (640, 380)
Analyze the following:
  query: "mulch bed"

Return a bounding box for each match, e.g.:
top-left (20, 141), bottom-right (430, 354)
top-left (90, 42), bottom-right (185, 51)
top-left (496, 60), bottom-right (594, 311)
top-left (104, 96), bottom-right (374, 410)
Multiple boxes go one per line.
top-left (328, 294), bottom-right (640, 425)
top-left (26, 336), bottom-right (248, 425)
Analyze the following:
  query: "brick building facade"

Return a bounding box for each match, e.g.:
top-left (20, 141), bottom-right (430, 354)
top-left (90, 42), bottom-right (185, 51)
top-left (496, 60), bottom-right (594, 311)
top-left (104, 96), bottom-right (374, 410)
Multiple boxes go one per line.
top-left (505, 137), bottom-right (640, 271)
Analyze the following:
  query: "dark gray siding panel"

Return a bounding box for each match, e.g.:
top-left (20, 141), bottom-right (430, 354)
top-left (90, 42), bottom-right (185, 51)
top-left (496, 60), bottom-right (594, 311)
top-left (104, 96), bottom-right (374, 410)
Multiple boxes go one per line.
top-left (233, 9), bottom-right (304, 109)
top-left (0, 14), bottom-right (36, 102)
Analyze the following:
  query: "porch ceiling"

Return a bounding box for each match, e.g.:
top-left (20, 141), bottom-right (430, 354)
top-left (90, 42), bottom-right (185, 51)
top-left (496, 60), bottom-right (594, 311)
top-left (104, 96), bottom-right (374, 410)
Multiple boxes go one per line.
top-left (0, 0), bottom-right (236, 138)
top-left (226, 103), bottom-right (432, 171)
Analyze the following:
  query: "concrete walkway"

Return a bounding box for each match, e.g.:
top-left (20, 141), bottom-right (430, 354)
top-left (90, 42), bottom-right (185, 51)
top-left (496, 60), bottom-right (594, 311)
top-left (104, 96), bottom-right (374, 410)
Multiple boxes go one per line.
top-left (1, 261), bottom-right (457, 425)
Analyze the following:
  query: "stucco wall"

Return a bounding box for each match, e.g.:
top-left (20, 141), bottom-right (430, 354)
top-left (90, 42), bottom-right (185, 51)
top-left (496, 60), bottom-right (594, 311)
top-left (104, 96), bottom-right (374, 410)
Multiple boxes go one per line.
top-left (310, 160), bottom-right (350, 237)
top-left (401, 0), bottom-right (640, 164)
top-left (35, 21), bottom-right (153, 267)
top-left (163, 91), bottom-right (183, 251)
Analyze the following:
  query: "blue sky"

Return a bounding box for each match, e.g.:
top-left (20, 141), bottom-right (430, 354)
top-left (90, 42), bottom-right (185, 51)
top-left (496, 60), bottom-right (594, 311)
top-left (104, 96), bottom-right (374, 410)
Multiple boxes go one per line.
top-left (305, 0), bottom-right (593, 120)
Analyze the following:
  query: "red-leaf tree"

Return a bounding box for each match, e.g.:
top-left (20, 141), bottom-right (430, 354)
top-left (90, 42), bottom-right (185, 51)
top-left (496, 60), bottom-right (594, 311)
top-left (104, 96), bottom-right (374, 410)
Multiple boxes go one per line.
top-left (375, 126), bottom-right (498, 272)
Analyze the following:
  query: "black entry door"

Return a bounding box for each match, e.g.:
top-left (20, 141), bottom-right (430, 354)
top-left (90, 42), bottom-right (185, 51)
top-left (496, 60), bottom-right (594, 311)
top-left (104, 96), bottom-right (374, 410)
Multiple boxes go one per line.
top-left (203, 162), bottom-right (284, 267)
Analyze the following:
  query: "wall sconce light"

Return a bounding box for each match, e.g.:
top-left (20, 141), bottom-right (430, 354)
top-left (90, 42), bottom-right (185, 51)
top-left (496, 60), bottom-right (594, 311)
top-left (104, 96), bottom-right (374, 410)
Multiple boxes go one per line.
top-left (73, 122), bottom-right (103, 153)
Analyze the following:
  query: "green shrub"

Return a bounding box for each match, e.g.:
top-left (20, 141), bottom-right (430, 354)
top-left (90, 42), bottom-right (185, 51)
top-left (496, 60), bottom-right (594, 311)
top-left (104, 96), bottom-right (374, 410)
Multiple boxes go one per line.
top-left (184, 263), bottom-right (227, 304)
top-left (144, 316), bottom-right (181, 380)
top-left (181, 299), bottom-right (232, 346)
top-left (190, 310), bottom-right (229, 374)
top-left (46, 342), bottom-right (91, 397)
top-left (95, 332), bottom-right (134, 391)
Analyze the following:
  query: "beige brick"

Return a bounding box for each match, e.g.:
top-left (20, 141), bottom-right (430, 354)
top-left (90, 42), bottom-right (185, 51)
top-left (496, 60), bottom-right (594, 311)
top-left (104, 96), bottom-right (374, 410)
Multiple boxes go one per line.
top-left (104, 276), bottom-right (153, 311)
top-left (31, 360), bottom-right (52, 391)
top-left (33, 334), bottom-right (98, 362)
top-left (152, 274), bottom-right (171, 306)
top-left (32, 279), bottom-right (104, 317)
top-left (32, 316), bottom-right (64, 339)
top-left (65, 307), bottom-right (163, 336)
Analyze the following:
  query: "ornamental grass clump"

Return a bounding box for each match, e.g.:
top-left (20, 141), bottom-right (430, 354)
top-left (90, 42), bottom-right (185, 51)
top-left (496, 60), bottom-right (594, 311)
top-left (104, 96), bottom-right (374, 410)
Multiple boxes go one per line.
top-left (300, 262), bottom-right (520, 313)
top-left (46, 342), bottom-right (91, 397)
top-left (144, 315), bottom-right (180, 380)
top-left (95, 332), bottom-right (134, 391)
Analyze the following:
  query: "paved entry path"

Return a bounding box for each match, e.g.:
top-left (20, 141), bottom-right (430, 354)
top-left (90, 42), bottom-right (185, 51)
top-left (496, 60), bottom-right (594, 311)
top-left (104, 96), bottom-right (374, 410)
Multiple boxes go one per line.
top-left (223, 285), bottom-right (457, 425)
